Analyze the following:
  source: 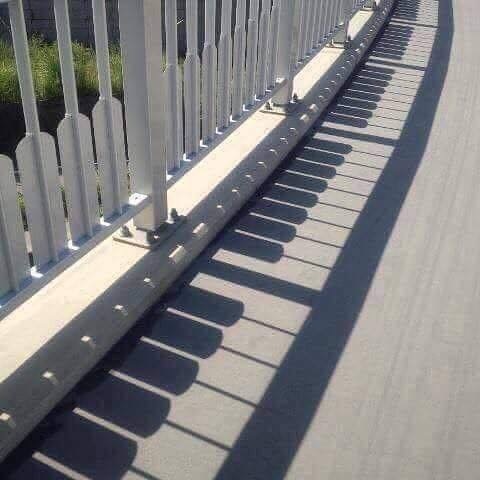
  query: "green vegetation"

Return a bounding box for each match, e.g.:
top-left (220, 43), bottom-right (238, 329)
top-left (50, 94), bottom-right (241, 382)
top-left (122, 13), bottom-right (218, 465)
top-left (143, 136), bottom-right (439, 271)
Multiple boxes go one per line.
top-left (0, 36), bottom-right (123, 103)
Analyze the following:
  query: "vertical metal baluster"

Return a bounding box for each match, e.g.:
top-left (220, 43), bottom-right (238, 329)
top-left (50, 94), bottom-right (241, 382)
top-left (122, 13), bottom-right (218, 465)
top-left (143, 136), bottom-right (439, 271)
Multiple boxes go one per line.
top-left (165, 0), bottom-right (183, 171)
top-left (217, 0), bottom-right (233, 130)
top-left (184, 0), bottom-right (201, 157)
top-left (327, 0), bottom-right (338, 36)
top-left (296, 0), bottom-right (305, 62)
top-left (337, 0), bottom-right (354, 43)
top-left (0, 156), bottom-right (29, 296)
top-left (307, 0), bottom-right (318, 53)
top-left (256, 0), bottom-right (271, 98)
top-left (202, 0), bottom-right (217, 143)
top-left (331, 0), bottom-right (339, 31)
top-left (231, 0), bottom-right (247, 118)
top-left (301, 0), bottom-right (311, 59)
top-left (9, 0), bottom-right (67, 267)
top-left (334, 0), bottom-right (343, 30)
top-left (244, 0), bottom-right (259, 107)
top-left (316, 0), bottom-right (326, 45)
top-left (54, 0), bottom-right (99, 243)
top-left (92, 0), bottom-right (128, 220)
top-left (321, 0), bottom-right (331, 43)
top-left (266, 0), bottom-right (280, 89)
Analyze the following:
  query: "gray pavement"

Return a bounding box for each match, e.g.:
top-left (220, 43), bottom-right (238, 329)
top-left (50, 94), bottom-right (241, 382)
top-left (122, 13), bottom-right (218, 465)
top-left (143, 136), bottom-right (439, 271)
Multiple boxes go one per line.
top-left (3, 0), bottom-right (480, 478)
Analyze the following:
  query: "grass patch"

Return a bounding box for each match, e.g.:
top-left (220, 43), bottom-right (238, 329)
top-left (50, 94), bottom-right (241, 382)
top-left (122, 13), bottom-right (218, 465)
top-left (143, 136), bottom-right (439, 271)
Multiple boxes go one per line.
top-left (0, 36), bottom-right (123, 103)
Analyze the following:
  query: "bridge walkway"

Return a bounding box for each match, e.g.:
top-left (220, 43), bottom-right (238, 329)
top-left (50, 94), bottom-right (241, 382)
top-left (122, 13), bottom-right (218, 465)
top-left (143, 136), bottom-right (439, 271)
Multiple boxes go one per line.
top-left (3, 0), bottom-right (480, 478)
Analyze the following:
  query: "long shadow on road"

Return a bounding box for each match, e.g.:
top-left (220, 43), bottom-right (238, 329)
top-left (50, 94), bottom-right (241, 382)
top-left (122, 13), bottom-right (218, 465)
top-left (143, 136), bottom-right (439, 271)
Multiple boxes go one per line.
top-left (213, 0), bottom-right (454, 478)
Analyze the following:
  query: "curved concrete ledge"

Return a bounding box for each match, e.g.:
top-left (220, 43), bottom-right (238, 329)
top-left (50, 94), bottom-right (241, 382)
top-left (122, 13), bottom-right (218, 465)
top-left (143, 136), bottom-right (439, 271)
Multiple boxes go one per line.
top-left (0, 0), bottom-right (396, 462)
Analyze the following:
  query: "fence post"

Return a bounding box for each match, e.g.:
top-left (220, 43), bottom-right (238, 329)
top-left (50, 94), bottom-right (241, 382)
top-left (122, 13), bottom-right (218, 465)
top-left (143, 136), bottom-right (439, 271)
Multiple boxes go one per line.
top-left (333, 0), bottom-right (354, 46)
top-left (271, 0), bottom-right (299, 110)
top-left (363, 0), bottom-right (377, 9)
top-left (117, 0), bottom-right (169, 237)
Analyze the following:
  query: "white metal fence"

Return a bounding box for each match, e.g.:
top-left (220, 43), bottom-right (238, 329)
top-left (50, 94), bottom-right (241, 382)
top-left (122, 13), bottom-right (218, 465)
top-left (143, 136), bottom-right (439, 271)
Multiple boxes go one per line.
top-left (0, 0), bottom-right (370, 314)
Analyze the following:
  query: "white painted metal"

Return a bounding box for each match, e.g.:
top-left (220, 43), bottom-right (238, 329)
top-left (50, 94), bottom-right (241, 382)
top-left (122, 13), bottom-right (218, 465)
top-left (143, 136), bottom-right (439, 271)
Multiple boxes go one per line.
top-left (202, 0), bottom-right (218, 142)
top-left (306, 0), bottom-right (317, 53)
top-left (0, 193), bottom-right (149, 319)
top-left (326, 0), bottom-right (335, 37)
top-left (176, 63), bottom-right (184, 163)
top-left (298, 0), bottom-right (309, 61)
top-left (315, 0), bottom-right (326, 45)
top-left (334, 0), bottom-right (353, 44)
top-left (330, 0), bottom-right (337, 31)
top-left (0, 0), bottom-right (374, 311)
top-left (0, 156), bottom-right (29, 297)
top-left (266, 0), bottom-right (280, 89)
top-left (244, 0), bottom-right (259, 107)
top-left (256, 0), bottom-right (271, 98)
top-left (165, 0), bottom-right (184, 171)
top-left (330, 0), bottom-right (338, 36)
top-left (118, 0), bottom-right (168, 230)
top-left (217, 0), bottom-right (233, 130)
top-left (343, 0), bottom-right (354, 29)
top-left (184, 0), bottom-right (201, 157)
top-left (231, 0), bottom-right (247, 118)
top-left (308, 0), bottom-right (317, 51)
top-left (272, 0), bottom-right (300, 106)
top-left (331, 0), bottom-right (339, 30)
top-left (54, 0), bottom-right (99, 244)
top-left (334, 0), bottom-right (343, 29)
top-left (92, 0), bottom-right (129, 220)
top-left (320, 0), bottom-right (330, 42)
top-left (321, 0), bottom-right (329, 42)
top-left (339, 0), bottom-right (346, 27)
top-left (9, 0), bottom-right (67, 268)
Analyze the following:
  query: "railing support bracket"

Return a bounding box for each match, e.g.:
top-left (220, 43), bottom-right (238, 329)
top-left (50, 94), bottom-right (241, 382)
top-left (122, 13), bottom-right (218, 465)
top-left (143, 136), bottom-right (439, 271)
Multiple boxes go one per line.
top-left (330, 29), bottom-right (352, 49)
top-left (114, 210), bottom-right (187, 250)
top-left (261, 95), bottom-right (302, 116)
top-left (363, 1), bottom-right (378, 11)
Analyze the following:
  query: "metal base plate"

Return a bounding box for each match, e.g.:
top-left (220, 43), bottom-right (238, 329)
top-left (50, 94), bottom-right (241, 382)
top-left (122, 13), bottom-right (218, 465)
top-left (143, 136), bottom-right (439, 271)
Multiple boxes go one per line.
top-left (113, 216), bottom-right (187, 250)
top-left (261, 100), bottom-right (301, 116)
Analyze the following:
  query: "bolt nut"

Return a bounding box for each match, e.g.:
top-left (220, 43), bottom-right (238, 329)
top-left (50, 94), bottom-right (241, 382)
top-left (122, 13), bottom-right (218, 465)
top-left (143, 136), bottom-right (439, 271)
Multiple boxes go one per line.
top-left (42, 371), bottom-right (59, 386)
top-left (146, 231), bottom-right (156, 245)
top-left (120, 225), bottom-right (132, 238)
top-left (81, 336), bottom-right (96, 349)
top-left (0, 413), bottom-right (16, 429)
top-left (170, 208), bottom-right (180, 222)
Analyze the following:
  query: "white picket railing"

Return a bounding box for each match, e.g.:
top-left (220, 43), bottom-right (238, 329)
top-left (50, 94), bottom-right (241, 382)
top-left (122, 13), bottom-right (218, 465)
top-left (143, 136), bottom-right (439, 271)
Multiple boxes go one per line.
top-left (0, 0), bottom-right (370, 315)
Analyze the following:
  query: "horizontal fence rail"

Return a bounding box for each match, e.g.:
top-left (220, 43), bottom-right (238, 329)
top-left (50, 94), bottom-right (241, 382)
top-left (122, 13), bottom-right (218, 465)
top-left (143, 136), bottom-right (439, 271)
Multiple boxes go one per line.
top-left (0, 0), bottom-right (371, 316)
